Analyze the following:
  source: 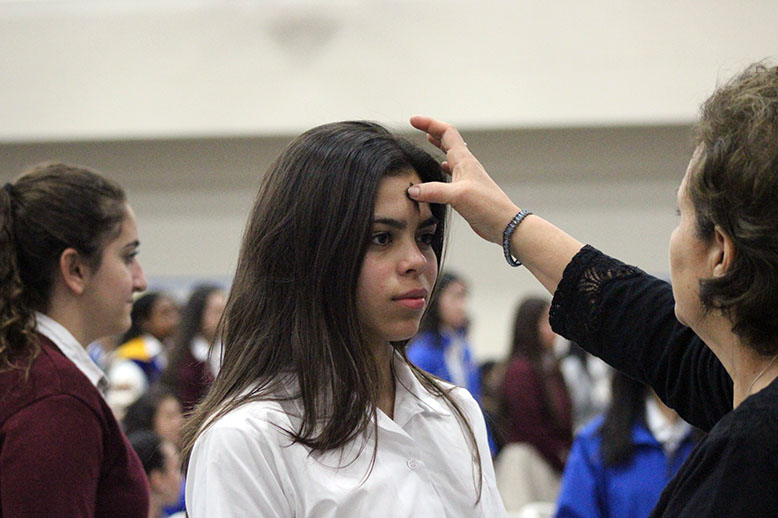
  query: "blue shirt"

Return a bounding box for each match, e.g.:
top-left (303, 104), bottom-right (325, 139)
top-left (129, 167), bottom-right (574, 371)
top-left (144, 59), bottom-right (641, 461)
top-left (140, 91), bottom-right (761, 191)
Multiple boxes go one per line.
top-left (555, 415), bottom-right (697, 518)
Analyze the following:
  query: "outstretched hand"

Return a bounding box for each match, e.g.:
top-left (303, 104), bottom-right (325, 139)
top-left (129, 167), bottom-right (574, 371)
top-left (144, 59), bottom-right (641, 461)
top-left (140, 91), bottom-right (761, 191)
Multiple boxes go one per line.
top-left (408, 116), bottom-right (520, 245)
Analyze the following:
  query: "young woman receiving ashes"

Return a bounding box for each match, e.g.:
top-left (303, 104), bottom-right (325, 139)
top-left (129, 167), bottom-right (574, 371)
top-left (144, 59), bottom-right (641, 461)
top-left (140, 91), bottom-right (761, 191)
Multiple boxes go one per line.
top-left (182, 122), bottom-right (506, 517)
top-left (408, 63), bottom-right (778, 516)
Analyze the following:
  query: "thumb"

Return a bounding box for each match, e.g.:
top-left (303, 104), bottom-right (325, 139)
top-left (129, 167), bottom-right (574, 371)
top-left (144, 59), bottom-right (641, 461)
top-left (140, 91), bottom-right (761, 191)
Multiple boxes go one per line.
top-left (407, 182), bottom-right (454, 205)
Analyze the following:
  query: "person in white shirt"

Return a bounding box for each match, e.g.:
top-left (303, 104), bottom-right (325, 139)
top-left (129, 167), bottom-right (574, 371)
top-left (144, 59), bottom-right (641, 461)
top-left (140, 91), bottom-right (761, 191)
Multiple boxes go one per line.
top-left (180, 121), bottom-right (507, 518)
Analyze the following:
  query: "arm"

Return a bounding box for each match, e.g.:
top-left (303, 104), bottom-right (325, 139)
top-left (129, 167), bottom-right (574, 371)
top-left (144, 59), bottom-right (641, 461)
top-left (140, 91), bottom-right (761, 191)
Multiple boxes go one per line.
top-left (1, 395), bottom-right (102, 517)
top-left (552, 246), bottom-right (732, 430)
top-left (408, 116), bottom-right (733, 431)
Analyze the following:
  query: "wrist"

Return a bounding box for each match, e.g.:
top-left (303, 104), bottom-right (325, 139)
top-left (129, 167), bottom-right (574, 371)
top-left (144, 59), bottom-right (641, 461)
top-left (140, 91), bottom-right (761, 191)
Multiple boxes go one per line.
top-left (503, 209), bottom-right (533, 267)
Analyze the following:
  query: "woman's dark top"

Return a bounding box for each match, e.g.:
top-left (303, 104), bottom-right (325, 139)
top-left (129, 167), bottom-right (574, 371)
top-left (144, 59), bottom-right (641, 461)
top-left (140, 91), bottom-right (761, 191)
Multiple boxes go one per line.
top-left (0, 335), bottom-right (149, 517)
top-left (550, 245), bottom-right (778, 517)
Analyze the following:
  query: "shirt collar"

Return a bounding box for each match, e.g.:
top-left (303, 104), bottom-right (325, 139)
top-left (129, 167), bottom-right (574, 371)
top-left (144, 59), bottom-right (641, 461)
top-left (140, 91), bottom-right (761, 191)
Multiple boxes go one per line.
top-left (35, 312), bottom-right (109, 394)
top-left (645, 395), bottom-right (691, 454)
top-left (392, 350), bottom-right (452, 421)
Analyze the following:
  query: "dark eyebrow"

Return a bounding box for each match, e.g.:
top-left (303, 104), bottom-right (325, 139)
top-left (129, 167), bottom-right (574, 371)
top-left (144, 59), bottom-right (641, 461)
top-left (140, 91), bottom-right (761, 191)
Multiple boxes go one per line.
top-left (372, 216), bottom-right (439, 230)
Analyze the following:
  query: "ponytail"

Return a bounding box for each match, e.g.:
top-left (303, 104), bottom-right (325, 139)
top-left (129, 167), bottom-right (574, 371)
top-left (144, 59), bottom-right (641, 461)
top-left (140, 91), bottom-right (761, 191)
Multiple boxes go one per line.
top-left (0, 182), bottom-right (38, 374)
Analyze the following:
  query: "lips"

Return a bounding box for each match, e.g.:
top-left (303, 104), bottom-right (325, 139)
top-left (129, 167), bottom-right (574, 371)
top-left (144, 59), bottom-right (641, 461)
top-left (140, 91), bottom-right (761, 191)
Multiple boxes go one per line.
top-left (393, 288), bottom-right (428, 310)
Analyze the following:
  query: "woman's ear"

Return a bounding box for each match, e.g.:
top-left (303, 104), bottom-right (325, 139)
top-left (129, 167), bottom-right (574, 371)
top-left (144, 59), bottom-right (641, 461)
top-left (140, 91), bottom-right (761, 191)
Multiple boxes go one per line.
top-left (711, 225), bottom-right (736, 278)
top-left (59, 247), bottom-right (90, 295)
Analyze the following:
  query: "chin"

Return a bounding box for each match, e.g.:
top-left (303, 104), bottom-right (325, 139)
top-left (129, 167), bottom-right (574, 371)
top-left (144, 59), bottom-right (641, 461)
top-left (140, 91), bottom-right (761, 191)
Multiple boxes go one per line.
top-left (673, 305), bottom-right (690, 327)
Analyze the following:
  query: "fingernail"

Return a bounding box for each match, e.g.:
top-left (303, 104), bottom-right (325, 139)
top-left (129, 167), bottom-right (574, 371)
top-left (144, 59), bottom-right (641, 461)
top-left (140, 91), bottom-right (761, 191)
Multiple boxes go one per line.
top-left (407, 185), bottom-right (421, 199)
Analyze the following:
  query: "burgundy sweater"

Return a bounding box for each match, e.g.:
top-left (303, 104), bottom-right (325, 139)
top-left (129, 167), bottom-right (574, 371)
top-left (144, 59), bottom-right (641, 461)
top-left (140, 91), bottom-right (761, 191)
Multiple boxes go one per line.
top-left (174, 347), bottom-right (213, 414)
top-left (499, 356), bottom-right (573, 473)
top-left (0, 335), bottom-right (149, 517)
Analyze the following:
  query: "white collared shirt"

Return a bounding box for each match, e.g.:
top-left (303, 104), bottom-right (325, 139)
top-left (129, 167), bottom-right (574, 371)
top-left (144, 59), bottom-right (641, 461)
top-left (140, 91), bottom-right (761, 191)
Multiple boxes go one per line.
top-left (645, 395), bottom-right (692, 457)
top-left (35, 312), bottom-right (109, 394)
top-left (186, 353), bottom-right (507, 518)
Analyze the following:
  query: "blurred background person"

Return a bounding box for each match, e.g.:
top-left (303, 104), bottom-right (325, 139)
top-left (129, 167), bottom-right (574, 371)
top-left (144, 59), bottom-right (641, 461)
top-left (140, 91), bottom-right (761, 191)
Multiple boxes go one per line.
top-left (123, 385), bottom-right (185, 449)
top-left (558, 341), bottom-right (612, 431)
top-left (496, 296), bottom-right (573, 512)
top-left (407, 272), bottom-right (480, 398)
top-left (161, 284), bottom-right (226, 413)
top-left (128, 431), bottom-right (184, 518)
top-left (556, 372), bottom-right (700, 518)
top-left (107, 291), bottom-right (180, 418)
top-left (123, 386), bottom-right (187, 516)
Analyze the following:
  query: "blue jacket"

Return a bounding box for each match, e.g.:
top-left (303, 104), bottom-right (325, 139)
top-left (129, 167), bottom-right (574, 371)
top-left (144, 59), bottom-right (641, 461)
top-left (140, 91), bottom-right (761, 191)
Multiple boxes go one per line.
top-left (555, 415), bottom-right (697, 518)
top-left (406, 330), bottom-right (481, 400)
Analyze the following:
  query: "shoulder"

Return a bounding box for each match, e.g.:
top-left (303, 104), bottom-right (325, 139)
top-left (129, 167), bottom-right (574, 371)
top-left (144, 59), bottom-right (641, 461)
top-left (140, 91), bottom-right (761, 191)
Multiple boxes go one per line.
top-left (713, 389), bottom-right (778, 456)
top-left (194, 399), bottom-right (297, 458)
top-left (0, 338), bottom-right (101, 419)
top-left (576, 414), bottom-right (605, 440)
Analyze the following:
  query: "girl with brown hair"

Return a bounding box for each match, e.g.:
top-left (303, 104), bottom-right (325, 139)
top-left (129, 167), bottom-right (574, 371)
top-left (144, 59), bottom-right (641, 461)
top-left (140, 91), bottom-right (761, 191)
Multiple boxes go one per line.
top-left (181, 121), bottom-right (506, 517)
top-left (0, 162), bottom-right (149, 516)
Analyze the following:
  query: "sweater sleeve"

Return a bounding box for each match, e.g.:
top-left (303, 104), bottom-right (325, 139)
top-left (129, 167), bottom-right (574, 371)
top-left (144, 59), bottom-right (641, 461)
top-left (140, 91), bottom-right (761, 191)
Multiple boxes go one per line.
top-left (1, 394), bottom-right (103, 517)
top-left (549, 245), bottom-right (733, 432)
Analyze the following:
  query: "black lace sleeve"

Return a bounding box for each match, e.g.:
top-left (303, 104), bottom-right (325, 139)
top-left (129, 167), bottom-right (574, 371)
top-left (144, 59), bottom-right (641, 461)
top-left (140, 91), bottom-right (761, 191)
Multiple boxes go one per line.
top-left (549, 245), bottom-right (733, 432)
top-left (550, 245), bottom-right (641, 345)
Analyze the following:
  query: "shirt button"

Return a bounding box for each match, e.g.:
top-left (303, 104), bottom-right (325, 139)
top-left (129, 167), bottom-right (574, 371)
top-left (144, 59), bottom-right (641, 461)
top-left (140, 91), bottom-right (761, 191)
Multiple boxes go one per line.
top-left (407, 459), bottom-right (418, 470)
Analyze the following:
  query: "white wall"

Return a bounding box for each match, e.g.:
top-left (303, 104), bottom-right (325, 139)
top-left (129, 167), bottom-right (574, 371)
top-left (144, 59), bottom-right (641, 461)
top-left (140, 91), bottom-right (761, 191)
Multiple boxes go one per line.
top-left (1, 1), bottom-right (777, 140)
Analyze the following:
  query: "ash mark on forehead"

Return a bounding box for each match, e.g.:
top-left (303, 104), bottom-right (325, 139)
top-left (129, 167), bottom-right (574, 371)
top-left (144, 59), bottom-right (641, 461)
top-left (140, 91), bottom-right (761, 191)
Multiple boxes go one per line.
top-left (406, 182), bottom-right (419, 212)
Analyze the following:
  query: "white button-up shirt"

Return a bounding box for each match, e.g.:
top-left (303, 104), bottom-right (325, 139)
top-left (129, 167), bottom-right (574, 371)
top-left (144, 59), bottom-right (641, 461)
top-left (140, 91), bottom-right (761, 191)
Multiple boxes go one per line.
top-left (186, 353), bottom-right (507, 517)
top-left (35, 312), bottom-right (109, 394)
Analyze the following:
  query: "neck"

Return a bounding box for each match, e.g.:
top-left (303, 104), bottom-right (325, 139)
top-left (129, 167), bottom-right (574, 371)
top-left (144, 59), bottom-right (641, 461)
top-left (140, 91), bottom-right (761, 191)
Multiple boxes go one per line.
top-left (734, 349), bottom-right (778, 408)
top-left (148, 494), bottom-right (163, 518)
top-left (688, 312), bottom-right (778, 408)
top-left (42, 305), bottom-right (89, 348)
top-left (374, 343), bottom-right (396, 419)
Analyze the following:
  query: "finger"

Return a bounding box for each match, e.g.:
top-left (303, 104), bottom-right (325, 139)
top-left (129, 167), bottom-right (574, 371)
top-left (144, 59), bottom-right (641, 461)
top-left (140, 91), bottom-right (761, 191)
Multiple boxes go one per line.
top-left (427, 134), bottom-right (443, 150)
top-left (406, 181), bottom-right (454, 205)
top-left (441, 161), bottom-right (451, 175)
top-left (410, 115), bottom-right (434, 132)
top-left (411, 115), bottom-right (466, 154)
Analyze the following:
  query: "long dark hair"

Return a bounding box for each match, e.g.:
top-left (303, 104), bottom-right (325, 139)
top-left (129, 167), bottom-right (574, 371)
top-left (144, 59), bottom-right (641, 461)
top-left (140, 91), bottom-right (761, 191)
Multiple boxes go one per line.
top-left (161, 284), bottom-right (222, 392)
top-left (0, 162), bottom-right (126, 376)
top-left (181, 121), bottom-right (483, 497)
top-left (598, 372), bottom-right (647, 466)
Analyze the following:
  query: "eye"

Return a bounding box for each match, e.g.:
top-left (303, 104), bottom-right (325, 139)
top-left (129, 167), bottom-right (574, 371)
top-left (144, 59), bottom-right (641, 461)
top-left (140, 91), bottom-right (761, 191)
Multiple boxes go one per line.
top-left (417, 231), bottom-right (436, 247)
top-left (371, 232), bottom-right (391, 246)
top-left (675, 208), bottom-right (681, 217)
top-left (124, 251), bottom-right (139, 264)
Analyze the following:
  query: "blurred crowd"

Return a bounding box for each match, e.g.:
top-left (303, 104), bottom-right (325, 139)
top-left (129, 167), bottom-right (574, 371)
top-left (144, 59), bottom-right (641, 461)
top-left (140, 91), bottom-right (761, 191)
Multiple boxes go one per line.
top-left (86, 284), bottom-right (226, 518)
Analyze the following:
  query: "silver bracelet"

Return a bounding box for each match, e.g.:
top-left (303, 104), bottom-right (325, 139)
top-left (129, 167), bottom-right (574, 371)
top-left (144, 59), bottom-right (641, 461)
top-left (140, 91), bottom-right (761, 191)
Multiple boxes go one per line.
top-left (503, 209), bottom-right (532, 267)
